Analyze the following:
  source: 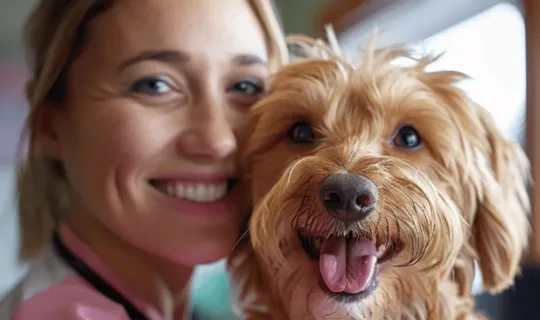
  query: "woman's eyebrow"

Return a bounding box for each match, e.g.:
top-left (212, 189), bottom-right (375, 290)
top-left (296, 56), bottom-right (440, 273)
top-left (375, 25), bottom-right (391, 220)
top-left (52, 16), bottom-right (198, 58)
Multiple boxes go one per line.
top-left (116, 51), bottom-right (267, 72)
top-left (231, 54), bottom-right (268, 67)
top-left (116, 50), bottom-right (190, 72)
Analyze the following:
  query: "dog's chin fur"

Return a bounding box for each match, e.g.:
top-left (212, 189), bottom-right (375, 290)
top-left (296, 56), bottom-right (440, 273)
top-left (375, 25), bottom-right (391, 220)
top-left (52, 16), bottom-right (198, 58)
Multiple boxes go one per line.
top-left (229, 39), bottom-right (530, 320)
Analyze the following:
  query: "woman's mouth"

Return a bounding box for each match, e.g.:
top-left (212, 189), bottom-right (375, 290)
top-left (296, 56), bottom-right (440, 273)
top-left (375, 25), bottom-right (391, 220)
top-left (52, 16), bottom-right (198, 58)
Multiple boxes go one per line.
top-left (149, 178), bottom-right (238, 203)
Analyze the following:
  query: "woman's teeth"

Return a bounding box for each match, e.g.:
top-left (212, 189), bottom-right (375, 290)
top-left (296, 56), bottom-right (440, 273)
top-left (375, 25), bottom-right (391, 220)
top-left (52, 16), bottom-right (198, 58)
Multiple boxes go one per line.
top-left (152, 182), bottom-right (228, 202)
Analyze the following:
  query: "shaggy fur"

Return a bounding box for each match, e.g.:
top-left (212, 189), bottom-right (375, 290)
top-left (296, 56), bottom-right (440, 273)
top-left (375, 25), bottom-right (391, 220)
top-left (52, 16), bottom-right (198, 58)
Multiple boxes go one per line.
top-left (229, 38), bottom-right (530, 320)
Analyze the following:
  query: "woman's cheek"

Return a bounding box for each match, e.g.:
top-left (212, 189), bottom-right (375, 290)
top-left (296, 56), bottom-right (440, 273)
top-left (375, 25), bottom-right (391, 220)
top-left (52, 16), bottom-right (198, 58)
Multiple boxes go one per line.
top-left (92, 107), bottom-right (173, 166)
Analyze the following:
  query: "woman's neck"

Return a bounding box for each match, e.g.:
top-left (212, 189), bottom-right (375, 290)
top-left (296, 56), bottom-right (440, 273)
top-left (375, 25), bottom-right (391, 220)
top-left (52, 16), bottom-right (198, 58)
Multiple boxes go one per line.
top-left (65, 211), bottom-right (193, 319)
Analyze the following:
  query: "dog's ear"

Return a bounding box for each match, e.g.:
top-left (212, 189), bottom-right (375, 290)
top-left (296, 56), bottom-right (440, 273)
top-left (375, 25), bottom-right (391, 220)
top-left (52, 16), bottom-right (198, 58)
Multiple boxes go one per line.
top-left (471, 107), bottom-right (530, 293)
top-left (415, 66), bottom-right (530, 293)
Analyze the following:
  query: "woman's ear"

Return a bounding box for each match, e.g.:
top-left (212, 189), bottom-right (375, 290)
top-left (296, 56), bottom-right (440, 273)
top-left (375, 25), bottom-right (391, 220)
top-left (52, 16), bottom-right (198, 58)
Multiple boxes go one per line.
top-left (471, 107), bottom-right (531, 293)
top-left (34, 104), bottom-right (64, 160)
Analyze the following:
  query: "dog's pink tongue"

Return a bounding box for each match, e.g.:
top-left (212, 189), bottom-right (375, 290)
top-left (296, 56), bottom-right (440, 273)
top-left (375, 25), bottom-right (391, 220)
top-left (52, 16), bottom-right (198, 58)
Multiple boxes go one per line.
top-left (319, 238), bottom-right (377, 294)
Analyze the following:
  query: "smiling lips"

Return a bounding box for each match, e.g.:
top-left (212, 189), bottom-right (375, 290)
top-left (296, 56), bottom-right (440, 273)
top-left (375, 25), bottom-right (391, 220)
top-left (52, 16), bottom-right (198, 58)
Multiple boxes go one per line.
top-left (149, 176), bottom-right (238, 203)
top-left (148, 176), bottom-right (240, 219)
top-left (151, 181), bottom-right (229, 202)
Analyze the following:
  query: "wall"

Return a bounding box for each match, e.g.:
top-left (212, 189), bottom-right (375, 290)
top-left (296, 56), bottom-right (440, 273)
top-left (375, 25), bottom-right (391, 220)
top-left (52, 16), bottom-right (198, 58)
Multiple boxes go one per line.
top-left (274, 0), bottom-right (331, 35)
top-left (0, 0), bottom-right (38, 59)
top-left (0, 0), bottom-right (326, 58)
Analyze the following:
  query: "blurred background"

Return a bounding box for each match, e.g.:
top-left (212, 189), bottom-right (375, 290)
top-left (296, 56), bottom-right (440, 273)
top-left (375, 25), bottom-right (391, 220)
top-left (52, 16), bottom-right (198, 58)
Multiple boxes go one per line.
top-left (0, 0), bottom-right (538, 319)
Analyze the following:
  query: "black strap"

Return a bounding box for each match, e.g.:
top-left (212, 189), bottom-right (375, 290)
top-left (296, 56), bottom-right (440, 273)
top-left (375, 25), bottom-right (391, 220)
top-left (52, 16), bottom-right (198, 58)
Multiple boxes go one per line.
top-left (52, 232), bottom-right (150, 320)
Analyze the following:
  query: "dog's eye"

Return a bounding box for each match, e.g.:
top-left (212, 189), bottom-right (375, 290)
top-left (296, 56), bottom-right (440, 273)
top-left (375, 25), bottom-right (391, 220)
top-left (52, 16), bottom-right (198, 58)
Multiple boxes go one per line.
top-left (393, 125), bottom-right (422, 150)
top-left (288, 121), bottom-right (315, 145)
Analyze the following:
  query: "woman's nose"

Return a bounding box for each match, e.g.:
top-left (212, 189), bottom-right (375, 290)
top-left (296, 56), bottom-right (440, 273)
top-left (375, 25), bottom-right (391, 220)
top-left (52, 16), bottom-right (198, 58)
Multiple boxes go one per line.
top-left (178, 109), bottom-right (238, 162)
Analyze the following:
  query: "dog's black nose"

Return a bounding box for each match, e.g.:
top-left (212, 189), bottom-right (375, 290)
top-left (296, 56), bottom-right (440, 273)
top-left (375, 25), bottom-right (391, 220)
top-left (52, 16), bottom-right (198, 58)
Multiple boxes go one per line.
top-left (319, 173), bottom-right (378, 222)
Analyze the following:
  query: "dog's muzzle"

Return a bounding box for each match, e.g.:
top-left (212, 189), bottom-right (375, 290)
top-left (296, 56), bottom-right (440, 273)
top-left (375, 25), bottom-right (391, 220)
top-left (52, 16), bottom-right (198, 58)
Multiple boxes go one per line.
top-left (295, 173), bottom-right (388, 300)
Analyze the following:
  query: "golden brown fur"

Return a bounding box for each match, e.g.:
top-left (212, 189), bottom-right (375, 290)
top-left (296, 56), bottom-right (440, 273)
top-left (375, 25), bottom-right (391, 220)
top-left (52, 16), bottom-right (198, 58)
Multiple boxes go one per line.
top-left (229, 38), bottom-right (530, 320)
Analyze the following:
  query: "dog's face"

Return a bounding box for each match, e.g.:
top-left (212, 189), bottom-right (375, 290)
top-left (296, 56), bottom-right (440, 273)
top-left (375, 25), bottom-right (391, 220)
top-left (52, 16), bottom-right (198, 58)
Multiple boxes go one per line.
top-left (242, 48), bottom-right (529, 318)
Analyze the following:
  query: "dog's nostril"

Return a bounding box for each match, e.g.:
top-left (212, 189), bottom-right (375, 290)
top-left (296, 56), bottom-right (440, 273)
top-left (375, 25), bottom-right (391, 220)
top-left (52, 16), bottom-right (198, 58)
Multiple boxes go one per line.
top-left (323, 192), bottom-right (341, 205)
top-left (356, 194), bottom-right (374, 207)
top-left (319, 173), bottom-right (378, 222)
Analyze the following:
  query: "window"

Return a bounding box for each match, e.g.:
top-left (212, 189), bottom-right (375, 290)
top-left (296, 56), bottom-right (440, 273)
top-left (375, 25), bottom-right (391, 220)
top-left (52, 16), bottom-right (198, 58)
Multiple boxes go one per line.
top-left (413, 3), bottom-right (526, 144)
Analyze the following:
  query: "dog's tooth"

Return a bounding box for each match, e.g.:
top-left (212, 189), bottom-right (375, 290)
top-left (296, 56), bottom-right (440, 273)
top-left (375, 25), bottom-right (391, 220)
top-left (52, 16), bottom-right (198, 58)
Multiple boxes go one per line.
top-left (376, 244), bottom-right (386, 257)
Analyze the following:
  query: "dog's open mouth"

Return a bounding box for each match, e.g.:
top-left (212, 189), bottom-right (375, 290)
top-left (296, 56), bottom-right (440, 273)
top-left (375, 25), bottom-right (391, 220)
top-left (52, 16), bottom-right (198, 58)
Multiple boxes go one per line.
top-left (298, 230), bottom-right (400, 302)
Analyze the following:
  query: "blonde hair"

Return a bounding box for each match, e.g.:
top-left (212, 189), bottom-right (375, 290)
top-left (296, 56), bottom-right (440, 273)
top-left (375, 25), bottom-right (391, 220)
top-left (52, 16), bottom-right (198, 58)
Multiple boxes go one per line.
top-left (17, 0), bottom-right (289, 260)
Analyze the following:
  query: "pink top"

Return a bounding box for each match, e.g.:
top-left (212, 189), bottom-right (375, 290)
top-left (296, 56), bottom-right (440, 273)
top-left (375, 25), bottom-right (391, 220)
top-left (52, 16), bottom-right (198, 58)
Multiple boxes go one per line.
top-left (0, 224), bottom-right (175, 320)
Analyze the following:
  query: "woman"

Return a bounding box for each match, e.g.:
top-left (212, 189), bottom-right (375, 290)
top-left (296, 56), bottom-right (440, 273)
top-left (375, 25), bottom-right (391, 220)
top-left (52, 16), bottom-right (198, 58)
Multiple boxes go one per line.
top-left (0, 0), bottom-right (288, 319)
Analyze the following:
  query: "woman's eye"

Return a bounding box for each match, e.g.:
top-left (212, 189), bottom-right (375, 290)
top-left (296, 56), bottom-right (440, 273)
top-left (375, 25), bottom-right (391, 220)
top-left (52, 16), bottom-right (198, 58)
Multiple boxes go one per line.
top-left (288, 121), bottom-right (315, 145)
top-left (129, 77), bottom-right (172, 95)
top-left (228, 79), bottom-right (264, 96)
top-left (392, 125), bottom-right (422, 150)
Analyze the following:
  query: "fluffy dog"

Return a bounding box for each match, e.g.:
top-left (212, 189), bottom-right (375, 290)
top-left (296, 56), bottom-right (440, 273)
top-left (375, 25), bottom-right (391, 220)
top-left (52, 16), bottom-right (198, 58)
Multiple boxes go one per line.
top-left (229, 37), bottom-right (530, 320)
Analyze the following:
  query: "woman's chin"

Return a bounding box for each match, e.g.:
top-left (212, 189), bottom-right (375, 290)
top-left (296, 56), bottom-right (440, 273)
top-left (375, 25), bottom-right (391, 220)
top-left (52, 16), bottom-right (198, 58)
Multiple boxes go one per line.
top-left (149, 233), bottom-right (239, 267)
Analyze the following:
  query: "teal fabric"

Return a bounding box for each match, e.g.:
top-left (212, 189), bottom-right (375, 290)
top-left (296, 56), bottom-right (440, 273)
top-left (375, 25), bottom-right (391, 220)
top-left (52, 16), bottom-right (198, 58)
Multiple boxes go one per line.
top-left (191, 260), bottom-right (239, 320)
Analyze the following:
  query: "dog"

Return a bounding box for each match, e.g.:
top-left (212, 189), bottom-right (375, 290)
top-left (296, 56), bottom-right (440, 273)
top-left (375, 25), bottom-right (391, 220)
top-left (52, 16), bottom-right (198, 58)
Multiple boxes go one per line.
top-left (229, 37), bottom-right (530, 320)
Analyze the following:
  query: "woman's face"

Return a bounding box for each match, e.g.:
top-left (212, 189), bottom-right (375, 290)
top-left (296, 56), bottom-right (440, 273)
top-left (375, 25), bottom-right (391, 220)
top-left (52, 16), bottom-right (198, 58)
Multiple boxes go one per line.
top-left (47, 0), bottom-right (269, 265)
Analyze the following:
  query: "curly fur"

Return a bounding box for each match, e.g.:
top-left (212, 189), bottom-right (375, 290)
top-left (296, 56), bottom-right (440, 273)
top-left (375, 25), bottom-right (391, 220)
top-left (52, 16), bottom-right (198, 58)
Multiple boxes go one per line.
top-left (228, 37), bottom-right (530, 320)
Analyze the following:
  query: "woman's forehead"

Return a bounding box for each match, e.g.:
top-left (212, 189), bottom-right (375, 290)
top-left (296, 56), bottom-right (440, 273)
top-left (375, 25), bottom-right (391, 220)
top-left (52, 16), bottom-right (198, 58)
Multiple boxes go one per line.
top-left (81, 0), bottom-right (269, 68)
